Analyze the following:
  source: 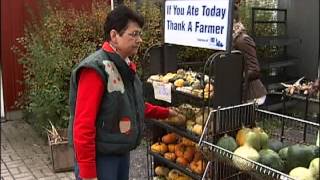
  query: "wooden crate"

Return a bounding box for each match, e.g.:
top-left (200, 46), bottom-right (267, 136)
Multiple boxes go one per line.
top-left (48, 129), bottom-right (74, 172)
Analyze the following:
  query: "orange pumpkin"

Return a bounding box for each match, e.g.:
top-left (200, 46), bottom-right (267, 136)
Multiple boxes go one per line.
top-left (183, 146), bottom-right (195, 162)
top-left (193, 151), bottom-right (203, 162)
top-left (236, 126), bottom-right (251, 146)
top-left (168, 144), bottom-right (176, 153)
top-left (162, 133), bottom-right (178, 144)
top-left (176, 157), bottom-right (189, 167)
top-left (175, 143), bottom-right (195, 162)
top-left (181, 137), bottom-right (195, 146)
top-left (164, 152), bottom-right (176, 161)
top-left (190, 160), bottom-right (206, 174)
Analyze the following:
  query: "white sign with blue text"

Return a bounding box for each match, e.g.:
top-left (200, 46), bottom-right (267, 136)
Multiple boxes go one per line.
top-left (165, 0), bottom-right (230, 50)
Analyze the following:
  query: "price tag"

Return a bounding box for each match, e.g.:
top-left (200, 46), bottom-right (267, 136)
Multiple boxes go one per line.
top-left (152, 81), bottom-right (172, 103)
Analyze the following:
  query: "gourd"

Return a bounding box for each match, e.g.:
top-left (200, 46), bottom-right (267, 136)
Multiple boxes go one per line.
top-left (258, 149), bottom-right (284, 171)
top-left (155, 166), bottom-right (169, 177)
top-left (162, 133), bottom-right (178, 144)
top-left (217, 134), bottom-right (238, 152)
top-left (286, 144), bottom-right (315, 170)
top-left (309, 158), bottom-right (319, 179)
top-left (268, 139), bottom-right (285, 152)
top-left (236, 127), bottom-right (251, 146)
top-left (189, 160), bottom-right (206, 174)
top-left (289, 167), bottom-right (315, 180)
top-left (253, 127), bottom-right (269, 149)
top-left (232, 145), bottom-right (260, 170)
top-left (151, 142), bottom-right (168, 154)
top-left (244, 131), bottom-right (260, 150)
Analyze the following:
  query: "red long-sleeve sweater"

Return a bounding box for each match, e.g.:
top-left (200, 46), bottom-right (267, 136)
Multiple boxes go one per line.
top-left (73, 42), bottom-right (169, 178)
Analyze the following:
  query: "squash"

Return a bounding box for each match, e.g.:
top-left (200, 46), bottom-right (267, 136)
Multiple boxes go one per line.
top-left (151, 142), bottom-right (168, 154)
top-left (236, 127), bottom-right (251, 146)
top-left (155, 166), bottom-right (169, 177)
top-left (176, 157), bottom-right (189, 167)
top-left (253, 127), bottom-right (269, 149)
top-left (308, 145), bottom-right (320, 159)
top-left (164, 152), bottom-right (176, 161)
top-left (289, 167), bottom-right (315, 180)
top-left (268, 139), bottom-right (284, 152)
top-left (181, 137), bottom-right (196, 146)
top-left (258, 149), bottom-right (284, 171)
top-left (278, 147), bottom-right (289, 161)
top-left (232, 145), bottom-right (260, 171)
top-left (162, 133), bottom-right (178, 144)
top-left (168, 144), bottom-right (176, 153)
top-left (186, 120), bottom-right (195, 132)
top-left (190, 160), bottom-right (206, 174)
top-left (192, 124), bottom-right (203, 135)
top-left (286, 144), bottom-right (315, 170)
top-left (175, 143), bottom-right (195, 162)
top-left (217, 134), bottom-right (238, 152)
top-left (309, 158), bottom-right (319, 179)
top-left (244, 131), bottom-right (260, 151)
top-left (193, 151), bottom-right (204, 161)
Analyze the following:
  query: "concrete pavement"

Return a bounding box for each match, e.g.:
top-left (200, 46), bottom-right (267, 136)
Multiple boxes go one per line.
top-left (1, 118), bottom-right (148, 180)
top-left (1, 119), bottom-right (75, 180)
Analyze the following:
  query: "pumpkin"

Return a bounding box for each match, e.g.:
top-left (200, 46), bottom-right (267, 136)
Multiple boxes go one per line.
top-left (236, 127), bottom-right (251, 146)
top-left (151, 142), bottom-right (168, 155)
top-left (193, 151), bottom-right (204, 161)
top-left (181, 137), bottom-right (195, 146)
top-left (309, 158), bottom-right (319, 179)
top-left (174, 143), bottom-right (195, 161)
top-left (258, 149), bottom-right (284, 171)
top-left (217, 134), bottom-right (238, 152)
top-left (164, 152), bottom-right (176, 161)
top-left (190, 160), bottom-right (206, 174)
top-left (232, 145), bottom-right (260, 171)
top-left (267, 139), bottom-right (285, 152)
top-left (162, 133), bottom-right (178, 144)
top-left (176, 157), bottom-right (189, 167)
top-left (168, 144), bottom-right (176, 153)
top-left (289, 167), bottom-right (315, 180)
top-left (286, 144), bottom-right (315, 170)
top-left (154, 166), bottom-right (169, 176)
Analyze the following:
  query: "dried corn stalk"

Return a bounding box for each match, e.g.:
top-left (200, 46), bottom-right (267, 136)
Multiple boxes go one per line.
top-left (46, 121), bottom-right (63, 144)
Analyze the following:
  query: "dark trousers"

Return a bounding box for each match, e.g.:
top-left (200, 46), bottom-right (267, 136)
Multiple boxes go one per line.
top-left (75, 152), bottom-right (130, 180)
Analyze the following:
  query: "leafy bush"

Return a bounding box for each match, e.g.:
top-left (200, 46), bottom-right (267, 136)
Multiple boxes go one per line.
top-left (14, 0), bottom-right (107, 135)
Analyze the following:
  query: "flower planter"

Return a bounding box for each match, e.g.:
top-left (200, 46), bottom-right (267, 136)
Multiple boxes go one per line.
top-left (48, 129), bottom-right (74, 172)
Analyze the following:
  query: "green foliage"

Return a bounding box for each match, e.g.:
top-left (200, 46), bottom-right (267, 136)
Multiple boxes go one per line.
top-left (13, 0), bottom-right (108, 135)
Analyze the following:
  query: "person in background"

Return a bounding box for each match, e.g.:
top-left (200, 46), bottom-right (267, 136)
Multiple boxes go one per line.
top-left (232, 0), bottom-right (267, 105)
top-left (68, 5), bottom-right (177, 180)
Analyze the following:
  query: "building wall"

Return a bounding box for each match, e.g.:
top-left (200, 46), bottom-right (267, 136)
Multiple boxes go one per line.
top-left (0, 0), bottom-right (94, 115)
top-left (279, 0), bottom-right (319, 79)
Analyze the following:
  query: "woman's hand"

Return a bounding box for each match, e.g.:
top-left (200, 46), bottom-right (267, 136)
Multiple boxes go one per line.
top-left (168, 108), bottom-right (179, 117)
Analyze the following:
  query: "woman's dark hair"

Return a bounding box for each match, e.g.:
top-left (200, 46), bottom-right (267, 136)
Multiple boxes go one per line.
top-left (103, 5), bottom-right (144, 41)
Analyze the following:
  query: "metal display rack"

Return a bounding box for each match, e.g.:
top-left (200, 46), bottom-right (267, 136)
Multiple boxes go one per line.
top-left (145, 51), bottom-right (245, 180)
top-left (198, 102), bottom-right (319, 180)
top-left (251, 7), bottom-right (301, 93)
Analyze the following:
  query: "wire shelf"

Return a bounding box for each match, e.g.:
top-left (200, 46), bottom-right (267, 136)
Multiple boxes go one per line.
top-left (198, 102), bottom-right (320, 180)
